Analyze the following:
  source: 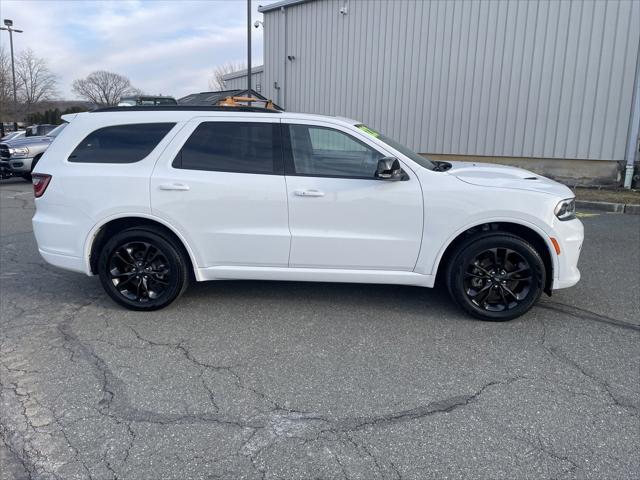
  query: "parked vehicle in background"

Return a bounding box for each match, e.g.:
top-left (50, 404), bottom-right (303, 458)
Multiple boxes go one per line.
top-left (117, 95), bottom-right (177, 107)
top-left (0, 123), bottom-right (66, 180)
top-left (25, 124), bottom-right (58, 137)
top-left (31, 106), bottom-right (583, 321)
top-left (1, 130), bottom-right (26, 142)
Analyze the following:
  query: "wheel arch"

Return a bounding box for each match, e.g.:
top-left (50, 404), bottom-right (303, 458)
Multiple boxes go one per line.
top-left (433, 221), bottom-right (556, 295)
top-left (85, 214), bottom-right (199, 279)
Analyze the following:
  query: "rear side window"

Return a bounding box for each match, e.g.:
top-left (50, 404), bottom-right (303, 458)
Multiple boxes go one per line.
top-left (173, 122), bottom-right (278, 174)
top-left (68, 123), bottom-right (175, 163)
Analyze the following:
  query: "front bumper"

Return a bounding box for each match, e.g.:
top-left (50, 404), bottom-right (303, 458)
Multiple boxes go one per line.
top-left (552, 217), bottom-right (583, 290)
top-left (6, 156), bottom-right (33, 173)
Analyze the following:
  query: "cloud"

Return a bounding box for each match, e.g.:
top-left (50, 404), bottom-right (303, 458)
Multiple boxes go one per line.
top-left (0, 0), bottom-right (274, 100)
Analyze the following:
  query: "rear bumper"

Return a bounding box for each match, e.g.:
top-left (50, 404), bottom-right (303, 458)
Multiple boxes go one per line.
top-left (38, 248), bottom-right (86, 274)
top-left (551, 217), bottom-right (583, 290)
top-left (32, 203), bottom-right (94, 274)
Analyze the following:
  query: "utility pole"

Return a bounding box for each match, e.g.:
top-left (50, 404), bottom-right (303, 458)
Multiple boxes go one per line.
top-left (247, 0), bottom-right (252, 99)
top-left (1, 19), bottom-right (23, 131)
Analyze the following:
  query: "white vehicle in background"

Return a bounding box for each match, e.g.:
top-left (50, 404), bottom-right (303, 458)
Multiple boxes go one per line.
top-left (31, 105), bottom-right (583, 321)
top-left (1, 130), bottom-right (25, 142)
top-left (117, 95), bottom-right (178, 107)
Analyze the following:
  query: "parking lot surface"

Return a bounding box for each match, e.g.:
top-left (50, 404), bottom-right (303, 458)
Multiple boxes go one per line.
top-left (1, 179), bottom-right (639, 480)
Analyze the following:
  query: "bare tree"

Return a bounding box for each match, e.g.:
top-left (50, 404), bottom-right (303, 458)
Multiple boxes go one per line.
top-left (208, 62), bottom-right (246, 91)
top-left (15, 48), bottom-right (58, 113)
top-left (0, 46), bottom-right (12, 122)
top-left (72, 71), bottom-right (142, 106)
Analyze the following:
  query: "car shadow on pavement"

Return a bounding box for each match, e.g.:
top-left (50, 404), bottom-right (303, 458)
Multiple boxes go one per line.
top-left (183, 279), bottom-right (464, 319)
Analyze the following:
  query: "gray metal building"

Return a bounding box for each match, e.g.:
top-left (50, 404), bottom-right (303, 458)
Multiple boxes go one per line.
top-left (257, 0), bottom-right (640, 184)
top-left (222, 66), bottom-right (265, 93)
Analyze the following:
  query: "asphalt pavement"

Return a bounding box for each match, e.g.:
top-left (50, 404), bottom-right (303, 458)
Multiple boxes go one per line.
top-left (1, 179), bottom-right (638, 480)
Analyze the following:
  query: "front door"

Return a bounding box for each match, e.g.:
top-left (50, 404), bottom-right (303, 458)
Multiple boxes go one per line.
top-left (151, 118), bottom-right (290, 268)
top-left (283, 122), bottom-right (423, 271)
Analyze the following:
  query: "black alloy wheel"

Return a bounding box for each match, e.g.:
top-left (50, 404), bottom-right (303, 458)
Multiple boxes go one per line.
top-left (447, 233), bottom-right (545, 321)
top-left (464, 248), bottom-right (532, 312)
top-left (108, 241), bottom-right (170, 302)
top-left (98, 226), bottom-right (189, 310)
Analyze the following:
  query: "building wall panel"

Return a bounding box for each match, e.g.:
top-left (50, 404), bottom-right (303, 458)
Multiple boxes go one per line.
top-left (223, 70), bottom-right (265, 92)
top-left (261, 0), bottom-right (640, 160)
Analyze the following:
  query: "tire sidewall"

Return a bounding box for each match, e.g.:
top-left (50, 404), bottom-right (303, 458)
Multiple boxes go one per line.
top-left (448, 234), bottom-right (545, 321)
top-left (98, 228), bottom-right (187, 311)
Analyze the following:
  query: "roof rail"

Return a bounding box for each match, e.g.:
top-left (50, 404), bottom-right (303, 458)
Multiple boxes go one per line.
top-left (215, 96), bottom-right (281, 111)
top-left (91, 105), bottom-right (282, 114)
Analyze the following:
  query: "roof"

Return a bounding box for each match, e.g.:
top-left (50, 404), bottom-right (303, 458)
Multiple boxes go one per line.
top-left (258, 0), bottom-right (313, 13)
top-left (222, 66), bottom-right (264, 81)
top-left (120, 95), bottom-right (176, 101)
top-left (177, 89), bottom-right (268, 106)
top-left (90, 106), bottom-right (281, 114)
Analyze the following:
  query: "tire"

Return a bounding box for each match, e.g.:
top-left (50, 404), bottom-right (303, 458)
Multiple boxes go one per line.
top-left (23, 154), bottom-right (42, 182)
top-left (446, 233), bottom-right (545, 321)
top-left (98, 226), bottom-right (190, 311)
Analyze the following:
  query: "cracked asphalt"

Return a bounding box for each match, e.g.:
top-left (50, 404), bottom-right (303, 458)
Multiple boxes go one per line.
top-left (0, 179), bottom-right (638, 480)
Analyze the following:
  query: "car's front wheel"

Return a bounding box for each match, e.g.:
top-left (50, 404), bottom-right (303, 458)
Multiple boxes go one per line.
top-left (446, 233), bottom-right (545, 321)
top-left (98, 226), bottom-right (189, 311)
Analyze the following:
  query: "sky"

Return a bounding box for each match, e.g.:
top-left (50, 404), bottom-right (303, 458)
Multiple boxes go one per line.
top-left (0, 0), bottom-right (277, 100)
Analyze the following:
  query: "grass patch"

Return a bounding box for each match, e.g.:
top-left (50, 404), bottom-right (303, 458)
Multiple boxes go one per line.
top-left (573, 187), bottom-right (640, 204)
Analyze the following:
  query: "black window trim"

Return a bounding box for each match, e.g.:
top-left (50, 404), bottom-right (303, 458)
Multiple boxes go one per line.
top-left (281, 123), bottom-right (392, 180)
top-left (172, 120), bottom-right (284, 176)
top-left (67, 122), bottom-right (176, 164)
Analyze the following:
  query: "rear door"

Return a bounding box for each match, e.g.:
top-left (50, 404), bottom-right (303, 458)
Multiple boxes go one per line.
top-left (150, 116), bottom-right (290, 268)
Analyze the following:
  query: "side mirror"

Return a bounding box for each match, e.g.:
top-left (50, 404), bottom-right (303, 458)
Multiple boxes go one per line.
top-left (375, 157), bottom-right (403, 180)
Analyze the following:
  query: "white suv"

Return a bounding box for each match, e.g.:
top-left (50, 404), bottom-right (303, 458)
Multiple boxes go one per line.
top-left (31, 106), bottom-right (583, 321)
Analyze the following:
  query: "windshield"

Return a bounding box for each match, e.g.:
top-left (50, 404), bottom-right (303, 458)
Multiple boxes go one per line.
top-left (355, 124), bottom-right (437, 170)
top-left (47, 123), bottom-right (67, 138)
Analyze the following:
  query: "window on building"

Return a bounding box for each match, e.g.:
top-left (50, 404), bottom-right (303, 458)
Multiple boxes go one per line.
top-left (174, 122), bottom-right (277, 174)
top-left (288, 125), bottom-right (384, 178)
top-left (68, 123), bottom-right (175, 163)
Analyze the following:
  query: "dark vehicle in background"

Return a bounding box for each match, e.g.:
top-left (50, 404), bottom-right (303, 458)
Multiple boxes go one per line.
top-left (0, 123), bottom-right (67, 180)
top-left (25, 124), bottom-right (57, 137)
top-left (117, 95), bottom-right (177, 107)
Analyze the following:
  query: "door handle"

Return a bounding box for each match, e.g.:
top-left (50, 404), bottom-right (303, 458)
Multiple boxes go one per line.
top-left (294, 189), bottom-right (325, 197)
top-left (159, 183), bottom-right (190, 191)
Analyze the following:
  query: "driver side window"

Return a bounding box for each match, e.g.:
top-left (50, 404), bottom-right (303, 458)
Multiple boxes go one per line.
top-left (288, 125), bottom-right (384, 178)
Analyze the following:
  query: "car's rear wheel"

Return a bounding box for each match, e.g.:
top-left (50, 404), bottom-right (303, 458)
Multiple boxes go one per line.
top-left (446, 233), bottom-right (545, 321)
top-left (98, 226), bottom-right (189, 311)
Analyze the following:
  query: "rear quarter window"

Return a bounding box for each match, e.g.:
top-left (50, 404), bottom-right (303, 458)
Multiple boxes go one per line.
top-left (68, 123), bottom-right (175, 163)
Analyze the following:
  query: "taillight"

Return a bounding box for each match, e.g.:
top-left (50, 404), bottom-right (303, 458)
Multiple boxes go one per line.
top-left (32, 174), bottom-right (52, 198)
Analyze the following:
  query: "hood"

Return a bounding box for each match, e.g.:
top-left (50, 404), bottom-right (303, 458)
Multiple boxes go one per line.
top-left (446, 161), bottom-right (573, 198)
top-left (1, 135), bottom-right (53, 148)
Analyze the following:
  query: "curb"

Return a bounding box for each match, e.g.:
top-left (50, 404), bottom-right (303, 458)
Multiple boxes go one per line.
top-left (625, 204), bottom-right (640, 215)
top-left (576, 200), bottom-right (640, 215)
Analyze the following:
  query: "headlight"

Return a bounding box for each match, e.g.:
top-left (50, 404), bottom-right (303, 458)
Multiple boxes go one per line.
top-left (554, 198), bottom-right (576, 221)
top-left (9, 147), bottom-right (29, 157)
